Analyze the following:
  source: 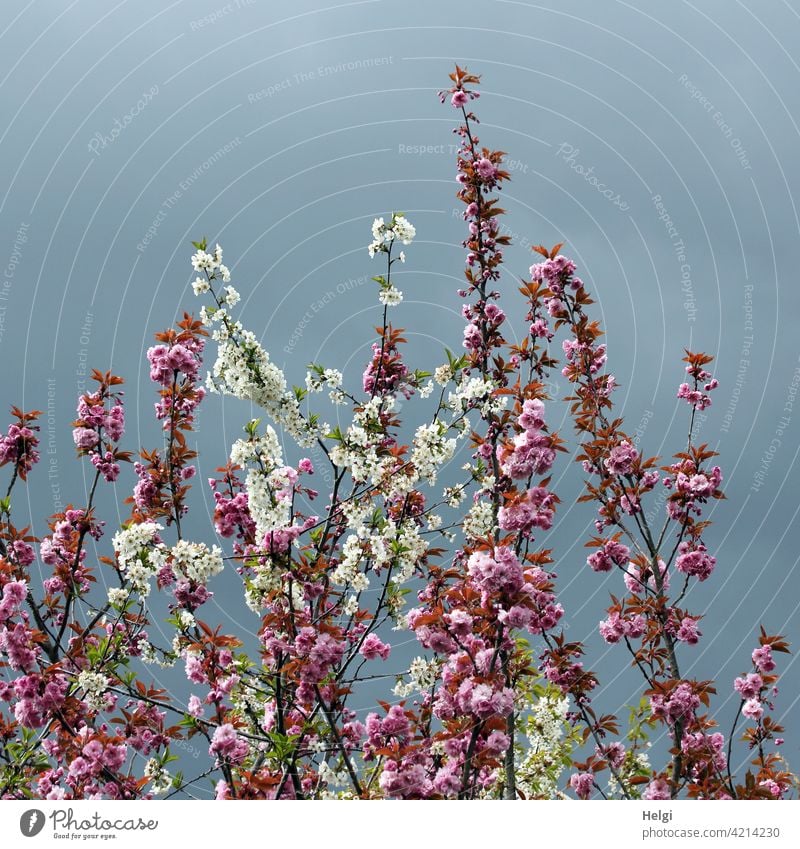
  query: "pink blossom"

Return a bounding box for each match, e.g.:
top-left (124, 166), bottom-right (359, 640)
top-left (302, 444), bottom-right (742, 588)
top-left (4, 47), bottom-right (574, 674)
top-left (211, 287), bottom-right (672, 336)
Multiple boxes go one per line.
top-left (499, 429), bottom-right (556, 479)
top-left (624, 558), bottom-right (670, 594)
top-left (187, 694), bottom-right (205, 717)
top-left (518, 397), bottom-right (545, 430)
top-left (759, 779), bottom-right (783, 798)
top-left (185, 653), bottom-right (206, 684)
top-left (599, 612), bottom-right (625, 644)
top-left (474, 157), bottom-right (497, 182)
top-left (378, 759), bottom-right (432, 799)
top-left (604, 440), bottom-right (638, 476)
top-left (752, 645), bottom-right (776, 673)
top-left (675, 542), bottom-right (715, 582)
top-left (569, 771), bottom-right (594, 799)
top-left (11, 540), bottom-right (35, 566)
top-left (0, 580), bottom-right (27, 620)
top-left (650, 682), bottom-right (700, 724)
top-left (529, 318), bottom-right (553, 340)
top-left (103, 403), bottom-right (125, 441)
top-left (90, 450), bottom-right (120, 482)
top-left (360, 633), bottom-right (391, 661)
top-left (213, 491), bottom-right (255, 539)
top-left (83, 740), bottom-right (104, 761)
top-left (643, 777), bottom-right (671, 800)
top-left (530, 255), bottom-right (576, 286)
top-left (467, 683), bottom-right (514, 719)
top-left (676, 617), bottom-right (702, 645)
top-left (467, 546), bottom-right (524, 595)
top-left (742, 698), bottom-right (764, 721)
top-left (587, 539), bottom-right (630, 573)
top-left (484, 730), bottom-right (510, 754)
top-left (0, 423), bottom-right (40, 473)
top-left (498, 486), bottom-right (555, 534)
top-left (444, 609), bottom-right (473, 637)
top-left (209, 723), bottom-right (248, 764)
top-left (733, 672), bottom-right (764, 699)
top-left (147, 343), bottom-right (199, 385)
top-left (0, 622), bottom-right (38, 671)
top-left (497, 604), bottom-right (533, 629)
top-left (72, 427), bottom-right (99, 450)
top-left (463, 322), bottom-right (482, 351)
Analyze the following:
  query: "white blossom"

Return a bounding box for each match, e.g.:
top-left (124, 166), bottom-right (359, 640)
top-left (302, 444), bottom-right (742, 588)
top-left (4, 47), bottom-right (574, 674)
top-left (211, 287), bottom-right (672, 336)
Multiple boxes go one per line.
top-left (170, 540), bottom-right (224, 585)
top-left (332, 535), bottom-right (370, 591)
top-left (144, 759), bottom-right (173, 795)
top-left (411, 422), bottom-right (456, 485)
top-left (223, 285), bottom-right (240, 307)
top-left (434, 364), bottom-right (453, 386)
top-left (107, 587), bottom-right (129, 607)
top-left (112, 521), bottom-right (166, 597)
top-left (192, 277), bottom-right (210, 295)
top-left (379, 285), bottom-right (403, 307)
top-left (368, 213), bottom-right (415, 257)
top-left (463, 499), bottom-right (495, 540)
top-left (77, 671), bottom-right (110, 711)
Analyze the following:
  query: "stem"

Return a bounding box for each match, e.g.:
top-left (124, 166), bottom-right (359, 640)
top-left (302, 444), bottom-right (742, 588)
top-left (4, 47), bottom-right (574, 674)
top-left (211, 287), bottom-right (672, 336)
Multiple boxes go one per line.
top-left (370, 242), bottom-right (393, 400)
top-left (725, 701), bottom-right (743, 798)
top-left (503, 708), bottom-right (517, 799)
top-left (313, 685), bottom-right (363, 797)
top-left (166, 369), bottom-right (183, 538)
top-left (54, 465), bottom-right (103, 653)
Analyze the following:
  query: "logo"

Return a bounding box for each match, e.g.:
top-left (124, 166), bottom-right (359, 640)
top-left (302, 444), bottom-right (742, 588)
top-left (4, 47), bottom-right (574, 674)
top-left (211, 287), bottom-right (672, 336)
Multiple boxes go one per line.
top-left (20, 810), bottom-right (45, 837)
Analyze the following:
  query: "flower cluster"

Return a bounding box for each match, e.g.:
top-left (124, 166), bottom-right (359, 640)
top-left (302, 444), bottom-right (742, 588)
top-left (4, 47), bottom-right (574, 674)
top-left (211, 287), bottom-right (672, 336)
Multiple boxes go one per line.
top-left (72, 373), bottom-right (127, 483)
top-left (0, 408), bottom-right (41, 480)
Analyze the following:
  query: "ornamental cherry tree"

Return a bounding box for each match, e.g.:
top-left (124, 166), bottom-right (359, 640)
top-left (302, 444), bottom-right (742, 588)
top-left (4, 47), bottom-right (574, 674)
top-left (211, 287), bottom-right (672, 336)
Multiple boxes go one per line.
top-left (0, 67), bottom-right (795, 801)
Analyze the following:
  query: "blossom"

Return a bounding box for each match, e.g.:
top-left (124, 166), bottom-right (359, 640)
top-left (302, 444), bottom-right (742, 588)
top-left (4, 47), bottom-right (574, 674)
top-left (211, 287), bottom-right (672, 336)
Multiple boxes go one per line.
top-left (643, 777), bottom-right (671, 800)
top-left (467, 546), bottom-right (524, 595)
top-left (752, 645), bottom-right (776, 673)
top-left (604, 440), bottom-right (638, 476)
top-left (209, 724), bottom-right (248, 765)
top-left (368, 213), bottom-right (415, 257)
top-left (530, 255), bottom-right (577, 286)
top-left (360, 634), bottom-right (391, 661)
top-left (759, 779), bottom-right (783, 798)
top-left (675, 542), bottom-right (716, 582)
top-left (569, 771), bottom-right (594, 799)
top-left (147, 343), bottom-right (199, 386)
top-left (734, 673), bottom-right (763, 700)
top-left (649, 682), bottom-right (700, 724)
top-left (587, 539), bottom-right (630, 573)
top-left (378, 285), bottom-right (403, 306)
top-left (676, 616), bottom-right (702, 645)
top-left (498, 486), bottom-right (555, 535)
top-left (0, 580), bottom-right (27, 621)
top-left (742, 698), bottom-right (764, 721)
top-left (72, 426), bottom-right (99, 451)
top-left (91, 450), bottom-right (120, 482)
top-left (0, 419), bottom-right (40, 475)
top-left (76, 671), bottom-right (110, 712)
top-left (169, 539), bottom-right (224, 585)
top-left (475, 157), bottom-right (497, 182)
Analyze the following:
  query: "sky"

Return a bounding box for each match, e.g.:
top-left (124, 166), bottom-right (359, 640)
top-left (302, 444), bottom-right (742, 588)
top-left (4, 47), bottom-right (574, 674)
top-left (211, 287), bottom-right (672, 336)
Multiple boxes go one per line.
top-left (1, 0), bottom-right (799, 794)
